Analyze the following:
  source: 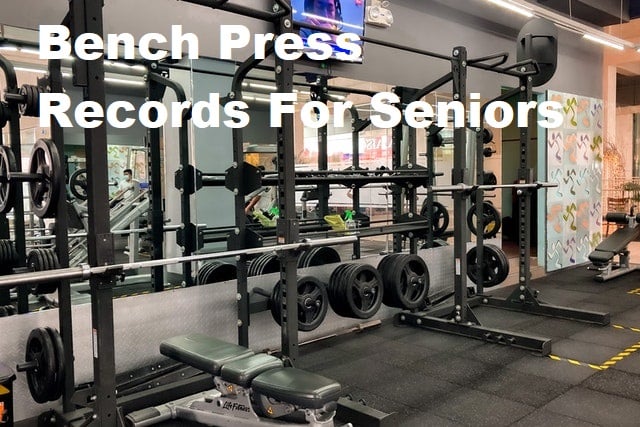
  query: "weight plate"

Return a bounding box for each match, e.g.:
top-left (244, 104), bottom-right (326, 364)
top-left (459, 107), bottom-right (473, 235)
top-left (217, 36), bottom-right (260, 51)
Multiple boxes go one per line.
top-left (343, 263), bottom-right (384, 319)
top-left (483, 171), bottom-right (498, 186)
top-left (482, 128), bottom-right (494, 144)
top-left (29, 139), bottom-right (62, 218)
top-left (298, 246), bottom-right (341, 268)
top-left (44, 326), bottom-right (65, 402)
top-left (0, 102), bottom-right (9, 128)
top-left (25, 327), bottom-right (57, 403)
top-left (28, 249), bottom-right (59, 294)
top-left (69, 168), bottom-right (88, 201)
top-left (420, 201), bottom-right (449, 237)
top-left (467, 202), bottom-right (502, 239)
top-left (0, 145), bottom-right (18, 214)
top-left (466, 244), bottom-right (510, 288)
top-left (19, 84), bottom-right (40, 117)
top-left (270, 277), bottom-right (329, 332)
top-left (249, 253), bottom-right (280, 276)
top-left (328, 263), bottom-right (353, 316)
top-left (200, 261), bottom-right (237, 283)
top-left (377, 254), bottom-right (403, 308)
top-left (379, 254), bottom-right (429, 309)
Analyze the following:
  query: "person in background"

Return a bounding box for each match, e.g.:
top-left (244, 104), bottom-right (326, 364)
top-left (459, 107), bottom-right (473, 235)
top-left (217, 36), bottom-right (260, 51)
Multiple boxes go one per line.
top-left (111, 168), bottom-right (141, 205)
top-left (300, 0), bottom-right (343, 39)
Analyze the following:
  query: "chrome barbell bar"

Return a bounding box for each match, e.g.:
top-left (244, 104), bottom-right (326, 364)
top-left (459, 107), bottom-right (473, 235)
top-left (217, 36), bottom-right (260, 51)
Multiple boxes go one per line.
top-left (0, 235), bottom-right (357, 289)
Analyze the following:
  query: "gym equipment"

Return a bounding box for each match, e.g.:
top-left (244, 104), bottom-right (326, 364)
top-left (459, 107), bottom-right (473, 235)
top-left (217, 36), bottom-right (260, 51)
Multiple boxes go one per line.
top-left (27, 248), bottom-right (61, 294)
top-left (126, 334), bottom-right (342, 426)
top-left (466, 244), bottom-right (510, 287)
top-left (297, 246), bottom-right (341, 268)
top-left (249, 253), bottom-right (280, 276)
top-left (467, 201), bottom-right (501, 239)
top-left (0, 304), bottom-right (16, 316)
top-left (69, 168), bottom-right (88, 201)
top-left (328, 263), bottom-right (383, 319)
top-left (588, 212), bottom-right (640, 282)
top-left (420, 200), bottom-right (449, 237)
top-left (0, 139), bottom-right (62, 217)
top-left (269, 277), bottom-right (329, 332)
top-left (0, 102), bottom-right (9, 129)
top-left (17, 327), bottom-right (65, 404)
top-left (3, 84), bottom-right (42, 117)
top-left (0, 236), bottom-right (357, 290)
top-left (197, 261), bottom-right (237, 284)
top-left (0, 239), bottom-right (19, 274)
top-left (378, 254), bottom-right (429, 309)
top-left (517, 18), bottom-right (558, 87)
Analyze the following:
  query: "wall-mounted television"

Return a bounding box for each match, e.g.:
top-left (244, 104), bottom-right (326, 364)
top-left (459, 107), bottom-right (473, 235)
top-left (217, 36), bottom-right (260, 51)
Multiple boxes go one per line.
top-left (292, 0), bottom-right (366, 63)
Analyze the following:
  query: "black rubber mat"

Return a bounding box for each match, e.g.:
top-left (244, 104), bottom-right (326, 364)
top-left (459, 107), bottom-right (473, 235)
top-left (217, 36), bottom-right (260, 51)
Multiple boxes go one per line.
top-left (511, 409), bottom-right (598, 426)
top-left (582, 369), bottom-right (640, 402)
top-left (404, 353), bottom-right (503, 386)
top-left (543, 387), bottom-right (640, 425)
top-left (507, 355), bottom-right (597, 385)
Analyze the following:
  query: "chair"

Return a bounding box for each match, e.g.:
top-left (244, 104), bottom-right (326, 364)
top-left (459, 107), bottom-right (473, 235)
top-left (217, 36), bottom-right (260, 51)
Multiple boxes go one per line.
top-left (604, 197), bottom-right (628, 236)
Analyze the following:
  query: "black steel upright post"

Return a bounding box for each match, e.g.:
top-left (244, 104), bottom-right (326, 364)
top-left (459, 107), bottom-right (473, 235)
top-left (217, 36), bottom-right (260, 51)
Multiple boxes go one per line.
top-left (49, 58), bottom-right (75, 412)
top-left (275, 6), bottom-right (299, 362)
top-left (0, 55), bottom-right (28, 312)
top-left (350, 106), bottom-right (365, 259)
top-left (70, 0), bottom-right (117, 422)
top-left (391, 89), bottom-right (403, 253)
top-left (451, 46), bottom-right (470, 322)
top-left (314, 77), bottom-right (330, 218)
top-left (147, 72), bottom-right (167, 292)
top-left (518, 76), bottom-right (533, 290)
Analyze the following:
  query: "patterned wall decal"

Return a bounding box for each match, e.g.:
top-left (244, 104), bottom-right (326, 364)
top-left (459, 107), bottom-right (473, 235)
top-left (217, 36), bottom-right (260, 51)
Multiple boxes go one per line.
top-left (545, 91), bottom-right (603, 271)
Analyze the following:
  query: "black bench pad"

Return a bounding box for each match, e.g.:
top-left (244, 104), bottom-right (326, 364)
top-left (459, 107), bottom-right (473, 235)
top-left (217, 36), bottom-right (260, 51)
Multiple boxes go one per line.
top-left (160, 333), bottom-right (253, 376)
top-left (589, 250), bottom-right (614, 265)
top-left (221, 353), bottom-right (284, 388)
top-left (595, 227), bottom-right (640, 253)
top-left (252, 368), bottom-right (341, 409)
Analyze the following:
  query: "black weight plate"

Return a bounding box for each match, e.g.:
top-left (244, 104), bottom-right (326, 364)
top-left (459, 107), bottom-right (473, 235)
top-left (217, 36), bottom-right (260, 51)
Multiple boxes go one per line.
top-left (390, 255), bottom-right (430, 310)
top-left (198, 261), bottom-right (218, 285)
top-left (466, 244), bottom-right (510, 288)
top-left (483, 171), bottom-right (498, 186)
top-left (344, 264), bottom-right (383, 319)
top-left (69, 168), bottom-right (88, 201)
top-left (29, 138), bottom-right (62, 218)
top-left (270, 277), bottom-right (329, 332)
top-left (482, 128), bottom-right (494, 144)
top-left (44, 326), bottom-right (65, 402)
top-left (334, 263), bottom-right (362, 317)
top-left (303, 246), bottom-right (341, 268)
top-left (25, 327), bottom-right (57, 403)
top-left (0, 145), bottom-right (18, 214)
top-left (420, 201), bottom-right (449, 237)
top-left (467, 202), bottom-right (502, 239)
top-left (295, 276), bottom-right (329, 331)
top-left (328, 263), bottom-right (352, 316)
top-left (377, 254), bottom-right (403, 308)
top-left (0, 240), bottom-right (8, 274)
top-left (0, 306), bottom-right (7, 317)
top-left (206, 261), bottom-right (237, 283)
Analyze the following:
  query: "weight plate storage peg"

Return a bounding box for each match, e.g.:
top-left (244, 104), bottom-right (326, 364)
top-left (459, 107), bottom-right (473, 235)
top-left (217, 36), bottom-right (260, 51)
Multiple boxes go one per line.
top-left (68, 168), bottom-right (88, 201)
top-left (270, 277), bottom-right (329, 332)
top-left (466, 244), bottom-right (510, 287)
top-left (328, 263), bottom-right (384, 319)
top-left (467, 201), bottom-right (501, 239)
top-left (0, 145), bottom-right (18, 214)
top-left (29, 138), bottom-right (62, 218)
top-left (27, 248), bottom-right (62, 294)
top-left (17, 327), bottom-right (62, 403)
top-left (378, 254), bottom-right (429, 309)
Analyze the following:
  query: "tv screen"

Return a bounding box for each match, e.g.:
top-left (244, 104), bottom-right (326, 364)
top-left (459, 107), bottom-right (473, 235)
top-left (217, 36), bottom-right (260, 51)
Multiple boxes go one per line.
top-left (292, 0), bottom-right (366, 63)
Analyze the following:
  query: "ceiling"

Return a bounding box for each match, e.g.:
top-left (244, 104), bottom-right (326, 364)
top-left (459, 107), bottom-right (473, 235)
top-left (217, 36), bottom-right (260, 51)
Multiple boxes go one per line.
top-left (531, 0), bottom-right (635, 27)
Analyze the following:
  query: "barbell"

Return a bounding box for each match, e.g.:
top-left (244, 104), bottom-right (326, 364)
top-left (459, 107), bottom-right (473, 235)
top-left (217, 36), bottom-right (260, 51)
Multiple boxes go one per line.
top-left (4, 84), bottom-right (42, 117)
top-left (0, 235), bottom-right (358, 290)
top-left (0, 138), bottom-right (62, 218)
top-left (428, 181), bottom-right (557, 194)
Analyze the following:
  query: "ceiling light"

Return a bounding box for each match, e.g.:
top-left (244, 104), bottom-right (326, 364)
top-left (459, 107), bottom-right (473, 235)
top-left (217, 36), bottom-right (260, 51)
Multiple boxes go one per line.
top-left (486, 0), bottom-right (633, 50)
top-left (487, 0), bottom-right (534, 18)
top-left (583, 34), bottom-right (624, 51)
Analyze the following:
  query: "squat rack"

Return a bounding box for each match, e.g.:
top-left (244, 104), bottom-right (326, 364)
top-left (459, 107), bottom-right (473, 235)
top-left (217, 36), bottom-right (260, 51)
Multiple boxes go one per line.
top-left (2, 1), bottom-right (612, 423)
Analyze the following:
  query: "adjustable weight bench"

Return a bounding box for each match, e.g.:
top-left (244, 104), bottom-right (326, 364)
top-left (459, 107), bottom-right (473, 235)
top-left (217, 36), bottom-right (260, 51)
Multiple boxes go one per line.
top-left (589, 212), bottom-right (640, 282)
top-left (125, 333), bottom-right (343, 426)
